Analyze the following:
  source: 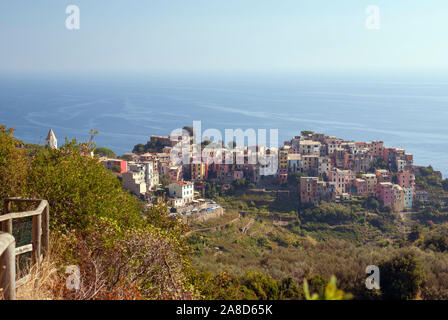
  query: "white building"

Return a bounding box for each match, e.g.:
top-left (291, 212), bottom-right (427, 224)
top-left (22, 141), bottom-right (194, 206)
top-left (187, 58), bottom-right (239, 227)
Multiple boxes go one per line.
top-left (127, 161), bottom-right (159, 192)
top-left (168, 181), bottom-right (194, 207)
top-left (46, 129), bottom-right (58, 149)
top-left (318, 156), bottom-right (332, 177)
top-left (397, 159), bottom-right (406, 172)
top-left (142, 161), bottom-right (159, 190)
top-left (298, 140), bottom-right (321, 155)
top-left (122, 170), bottom-right (147, 196)
top-left (404, 187), bottom-right (413, 209)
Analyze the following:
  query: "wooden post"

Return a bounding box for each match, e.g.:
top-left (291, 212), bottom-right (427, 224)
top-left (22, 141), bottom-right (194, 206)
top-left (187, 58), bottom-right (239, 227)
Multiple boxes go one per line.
top-left (32, 214), bottom-right (42, 267)
top-left (1, 201), bottom-right (12, 234)
top-left (41, 203), bottom-right (50, 256)
top-left (0, 232), bottom-right (16, 300)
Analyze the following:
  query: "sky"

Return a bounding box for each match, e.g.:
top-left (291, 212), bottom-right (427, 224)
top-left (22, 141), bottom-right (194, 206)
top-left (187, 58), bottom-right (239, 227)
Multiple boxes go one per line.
top-left (0, 0), bottom-right (448, 73)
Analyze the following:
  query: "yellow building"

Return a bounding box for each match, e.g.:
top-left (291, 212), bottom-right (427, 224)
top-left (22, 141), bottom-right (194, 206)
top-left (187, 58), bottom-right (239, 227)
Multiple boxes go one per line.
top-left (191, 162), bottom-right (206, 181)
top-left (392, 185), bottom-right (405, 212)
top-left (278, 146), bottom-right (290, 171)
top-left (361, 173), bottom-right (377, 195)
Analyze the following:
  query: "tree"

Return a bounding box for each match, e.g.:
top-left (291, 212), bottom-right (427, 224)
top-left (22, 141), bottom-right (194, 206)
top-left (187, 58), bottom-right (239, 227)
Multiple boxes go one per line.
top-left (26, 138), bottom-right (143, 231)
top-left (160, 174), bottom-right (170, 188)
top-left (94, 147), bottom-right (117, 158)
top-left (22, 143), bottom-right (44, 157)
top-left (379, 251), bottom-right (424, 300)
top-left (420, 166), bottom-right (434, 177)
top-left (279, 276), bottom-right (303, 299)
top-left (369, 160), bottom-right (387, 171)
top-left (306, 274), bottom-right (328, 296)
top-left (112, 165), bottom-right (122, 173)
top-left (240, 272), bottom-right (279, 300)
top-left (120, 154), bottom-right (133, 161)
top-left (365, 196), bottom-right (380, 210)
top-left (304, 276), bottom-right (352, 300)
top-left (301, 130), bottom-right (314, 136)
top-left (183, 126), bottom-right (194, 137)
top-left (287, 172), bottom-right (302, 188)
top-left (132, 143), bottom-right (145, 154)
top-left (408, 224), bottom-right (423, 243)
top-left (0, 125), bottom-right (28, 202)
top-left (0, 127), bottom-right (200, 299)
top-left (442, 179), bottom-right (448, 192)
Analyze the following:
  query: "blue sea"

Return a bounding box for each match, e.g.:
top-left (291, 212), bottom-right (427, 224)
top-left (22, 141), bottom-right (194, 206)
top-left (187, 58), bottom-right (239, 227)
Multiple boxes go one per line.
top-left (1, 72), bottom-right (447, 176)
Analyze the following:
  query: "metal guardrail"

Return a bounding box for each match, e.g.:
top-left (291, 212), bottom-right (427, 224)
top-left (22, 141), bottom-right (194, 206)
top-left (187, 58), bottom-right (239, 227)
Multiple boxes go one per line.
top-left (0, 198), bottom-right (50, 300)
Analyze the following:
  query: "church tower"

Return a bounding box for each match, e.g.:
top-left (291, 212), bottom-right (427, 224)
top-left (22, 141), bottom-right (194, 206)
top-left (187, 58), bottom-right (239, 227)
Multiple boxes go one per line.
top-left (46, 129), bottom-right (58, 149)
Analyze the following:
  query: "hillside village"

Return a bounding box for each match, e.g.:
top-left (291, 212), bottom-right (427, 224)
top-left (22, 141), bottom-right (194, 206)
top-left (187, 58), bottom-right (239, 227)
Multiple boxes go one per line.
top-left (75, 128), bottom-right (442, 215)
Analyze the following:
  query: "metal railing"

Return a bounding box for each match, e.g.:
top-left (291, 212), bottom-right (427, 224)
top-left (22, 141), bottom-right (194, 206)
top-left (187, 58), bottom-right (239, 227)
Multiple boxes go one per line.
top-left (0, 198), bottom-right (50, 300)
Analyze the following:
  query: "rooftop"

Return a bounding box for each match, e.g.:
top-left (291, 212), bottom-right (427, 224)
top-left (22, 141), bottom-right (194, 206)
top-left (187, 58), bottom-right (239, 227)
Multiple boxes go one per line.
top-left (287, 154), bottom-right (302, 161)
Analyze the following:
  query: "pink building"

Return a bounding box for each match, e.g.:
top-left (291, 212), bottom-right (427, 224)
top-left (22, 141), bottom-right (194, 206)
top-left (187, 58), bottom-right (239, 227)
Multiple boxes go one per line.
top-left (368, 141), bottom-right (384, 159)
top-left (101, 159), bottom-right (127, 174)
top-left (278, 169), bottom-right (288, 185)
top-left (300, 177), bottom-right (319, 204)
top-left (376, 182), bottom-right (405, 211)
top-left (139, 153), bottom-right (154, 162)
top-left (354, 178), bottom-right (368, 196)
top-left (397, 171), bottom-right (415, 189)
top-left (376, 182), bottom-right (395, 206)
top-left (326, 168), bottom-right (355, 194)
top-left (375, 169), bottom-right (392, 183)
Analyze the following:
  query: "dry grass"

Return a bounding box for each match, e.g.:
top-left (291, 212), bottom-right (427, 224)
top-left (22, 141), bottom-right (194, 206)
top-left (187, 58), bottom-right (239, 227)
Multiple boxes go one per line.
top-left (15, 253), bottom-right (64, 300)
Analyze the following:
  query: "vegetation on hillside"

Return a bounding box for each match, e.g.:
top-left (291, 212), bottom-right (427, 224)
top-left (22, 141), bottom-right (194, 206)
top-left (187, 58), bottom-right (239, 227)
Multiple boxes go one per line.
top-left (94, 147), bottom-right (117, 158)
top-left (0, 126), bottom-right (197, 299)
top-left (188, 186), bottom-right (448, 300)
top-left (3, 124), bottom-right (448, 300)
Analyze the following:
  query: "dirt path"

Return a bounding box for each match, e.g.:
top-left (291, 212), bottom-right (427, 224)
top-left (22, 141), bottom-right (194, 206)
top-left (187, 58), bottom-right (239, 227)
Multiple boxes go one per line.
top-left (242, 218), bottom-right (255, 234)
top-left (185, 215), bottom-right (240, 237)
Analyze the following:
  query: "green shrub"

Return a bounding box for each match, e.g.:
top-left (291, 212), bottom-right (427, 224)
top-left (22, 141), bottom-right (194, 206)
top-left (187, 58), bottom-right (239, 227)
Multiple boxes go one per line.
top-left (0, 125), bottom-right (28, 202)
top-left (379, 250), bottom-right (425, 300)
top-left (26, 139), bottom-right (143, 232)
top-left (94, 147), bottom-right (116, 158)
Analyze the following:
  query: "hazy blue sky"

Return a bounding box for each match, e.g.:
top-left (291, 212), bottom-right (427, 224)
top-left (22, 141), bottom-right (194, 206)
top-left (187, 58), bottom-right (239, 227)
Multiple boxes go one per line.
top-left (1, 0), bottom-right (447, 73)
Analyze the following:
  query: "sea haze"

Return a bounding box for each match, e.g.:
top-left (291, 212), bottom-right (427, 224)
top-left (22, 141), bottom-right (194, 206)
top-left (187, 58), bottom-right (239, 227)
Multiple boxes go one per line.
top-left (0, 72), bottom-right (447, 176)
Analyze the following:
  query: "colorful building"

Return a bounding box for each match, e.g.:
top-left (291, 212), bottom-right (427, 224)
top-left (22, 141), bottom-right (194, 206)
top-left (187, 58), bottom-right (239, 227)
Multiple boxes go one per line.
top-left (168, 181), bottom-right (194, 207)
top-left (326, 169), bottom-right (355, 195)
top-left (397, 171), bottom-right (415, 189)
top-left (375, 169), bottom-right (392, 183)
top-left (354, 178), bottom-right (368, 196)
top-left (300, 177), bottom-right (319, 204)
top-left (376, 182), bottom-right (405, 212)
top-left (287, 154), bottom-right (302, 173)
top-left (191, 162), bottom-right (207, 181)
top-left (101, 159), bottom-right (127, 174)
top-left (376, 182), bottom-right (394, 207)
top-left (404, 187), bottom-right (413, 209)
top-left (361, 173), bottom-right (377, 195)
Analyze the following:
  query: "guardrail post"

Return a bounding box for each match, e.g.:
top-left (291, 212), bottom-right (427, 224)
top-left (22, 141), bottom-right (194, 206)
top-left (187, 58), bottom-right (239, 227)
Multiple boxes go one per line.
top-left (32, 214), bottom-right (42, 267)
top-left (42, 203), bottom-right (50, 256)
top-left (1, 200), bottom-right (12, 234)
top-left (0, 232), bottom-right (16, 300)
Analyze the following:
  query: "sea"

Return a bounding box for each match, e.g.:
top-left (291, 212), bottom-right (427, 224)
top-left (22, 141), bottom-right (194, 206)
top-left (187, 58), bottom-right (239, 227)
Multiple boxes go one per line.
top-left (0, 72), bottom-right (447, 177)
